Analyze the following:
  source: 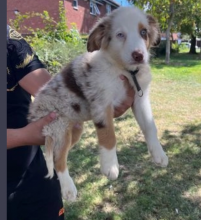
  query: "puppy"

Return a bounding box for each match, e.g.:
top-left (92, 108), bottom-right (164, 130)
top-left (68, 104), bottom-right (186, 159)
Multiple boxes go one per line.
top-left (28, 6), bottom-right (168, 202)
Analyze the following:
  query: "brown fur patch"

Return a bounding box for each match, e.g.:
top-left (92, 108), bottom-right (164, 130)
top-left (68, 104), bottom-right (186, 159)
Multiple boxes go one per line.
top-left (71, 103), bottom-right (81, 113)
top-left (45, 136), bottom-right (54, 160)
top-left (138, 23), bottom-right (150, 48)
top-left (86, 63), bottom-right (92, 71)
top-left (40, 89), bottom-right (49, 95)
top-left (71, 122), bottom-right (83, 147)
top-left (86, 82), bottom-right (90, 87)
top-left (91, 97), bottom-right (95, 102)
top-left (87, 17), bottom-right (112, 52)
top-left (54, 127), bottom-right (72, 172)
top-left (95, 106), bottom-right (116, 149)
top-left (53, 86), bottom-right (59, 92)
top-left (146, 37), bottom-right (150, 49)
top-left (147, 14), bottom-right (157, 26)
top-left (147, 15), bottom-right (160, 46)
top-left (62, 63), bottom-right (86, 100)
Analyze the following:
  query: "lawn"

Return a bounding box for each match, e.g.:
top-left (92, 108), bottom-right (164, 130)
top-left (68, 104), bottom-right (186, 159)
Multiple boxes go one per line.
top-left (63, 52), bottom-right (201, 220)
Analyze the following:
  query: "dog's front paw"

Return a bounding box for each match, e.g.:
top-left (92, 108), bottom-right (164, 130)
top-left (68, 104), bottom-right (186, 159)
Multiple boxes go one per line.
top-left (57, 170), bottom-right (77, 202)
top-left (101, 161), bottom-right (119, 180)
top-left (151, 149), bottom-right (168, 167)
top-left (100, 147), bottom-right (119, 180)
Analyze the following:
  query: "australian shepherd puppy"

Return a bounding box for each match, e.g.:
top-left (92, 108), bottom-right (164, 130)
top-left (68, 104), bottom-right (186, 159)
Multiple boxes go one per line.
top-left (28, 6), bottom-right (168, 201)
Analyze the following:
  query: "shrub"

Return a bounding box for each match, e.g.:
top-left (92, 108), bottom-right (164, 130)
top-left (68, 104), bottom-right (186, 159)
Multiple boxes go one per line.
top-left (9, 1), bottom-right (86, 75)
top-left (32, 40), bottom-right (86, 75)
top-left (150, 40), bottom-right (166, 57)
top-left (9, 1), bottom-right (82, 44)
top-left (171, 42), bottom-right (180, 53)
top-left (151, 40), bottom-right (180, 57)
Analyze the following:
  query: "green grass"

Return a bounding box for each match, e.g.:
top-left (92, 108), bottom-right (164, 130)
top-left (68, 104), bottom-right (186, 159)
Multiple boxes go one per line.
top-left (63, 52), bottom-right (201, 220)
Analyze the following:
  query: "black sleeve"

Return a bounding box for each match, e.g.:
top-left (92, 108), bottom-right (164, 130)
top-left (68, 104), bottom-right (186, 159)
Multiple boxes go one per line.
top-left (7, 27), bottom-right (46, 82)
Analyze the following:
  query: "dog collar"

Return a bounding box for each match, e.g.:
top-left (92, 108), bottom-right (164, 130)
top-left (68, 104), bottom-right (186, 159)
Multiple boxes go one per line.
top-left (129, 68), bottom-right (143, 97)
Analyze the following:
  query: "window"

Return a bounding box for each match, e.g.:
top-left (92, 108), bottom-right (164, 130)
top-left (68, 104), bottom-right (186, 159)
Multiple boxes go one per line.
top-left (90, 2), bottom-right (95, 14)
top-left (94, 4), bottom-right (100, 15)
top-left (90, 2), bottom-right (100, 15)
top-left (14, 9), bottom-right (20, 15)
top-left (106, 4), bottom-right (111, 14)
top-left (73, 0), bottom-right (78, 9)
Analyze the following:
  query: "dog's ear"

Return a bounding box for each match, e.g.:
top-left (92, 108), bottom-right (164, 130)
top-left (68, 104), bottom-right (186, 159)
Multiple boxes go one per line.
top-left (87, 17), bottom-right (111, 52)
top-left (147, 14), bottom-right (161, 47)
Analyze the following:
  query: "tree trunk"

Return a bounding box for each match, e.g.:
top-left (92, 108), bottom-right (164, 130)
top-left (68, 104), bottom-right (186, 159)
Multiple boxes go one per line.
top-left (189, 34), bottom-right (197, 54)
top-left (165, 29), bottom-right (171, 64)
top-left (165, 1), bottom-right (175, 64)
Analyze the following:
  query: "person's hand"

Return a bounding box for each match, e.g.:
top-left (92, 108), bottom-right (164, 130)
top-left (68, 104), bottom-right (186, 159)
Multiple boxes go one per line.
top-left (7, 112), bottom-right (57, 149)
top-left (113, 75), bottom-right (135, 118)
top-left (21, 112), bottom-right (57, 146)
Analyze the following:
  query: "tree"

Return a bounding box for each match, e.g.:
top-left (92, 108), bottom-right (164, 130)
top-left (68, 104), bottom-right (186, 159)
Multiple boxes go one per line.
top-left (174, 1), bottom-right (201, 54)
top-left (132, 0), bottom-right (201, 63)
top-left (165, 1), bottom-right (174, 64)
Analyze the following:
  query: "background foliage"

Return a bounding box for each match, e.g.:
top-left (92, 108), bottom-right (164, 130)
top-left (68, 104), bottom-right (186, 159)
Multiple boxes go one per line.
top-left (9, 1), bottom-right (85, 75)
top-left (132, 0), bottom-right (201, 62)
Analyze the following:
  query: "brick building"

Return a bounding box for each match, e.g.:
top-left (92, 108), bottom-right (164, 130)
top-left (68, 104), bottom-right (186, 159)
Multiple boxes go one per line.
top-left (7, 0), bottom-right (119, 34)
top-left (7, 0), bottom-right (60, 33)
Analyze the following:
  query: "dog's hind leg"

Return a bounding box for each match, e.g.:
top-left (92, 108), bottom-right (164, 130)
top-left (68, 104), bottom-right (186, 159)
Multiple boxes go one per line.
top-left (93, 105), bottom-right (119, 180)
top-left (54, 125), bottom-right (78, 202)
top-left (44, 136), bottom-right (54, 179)
top-left (70, 122), bottom-right (83, 148)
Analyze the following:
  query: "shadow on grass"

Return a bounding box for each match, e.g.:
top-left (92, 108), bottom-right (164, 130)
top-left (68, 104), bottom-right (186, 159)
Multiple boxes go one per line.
top-left (115, 113), bottom-right (134, 123)
top-left (64, 123), bottom-right (201, 220)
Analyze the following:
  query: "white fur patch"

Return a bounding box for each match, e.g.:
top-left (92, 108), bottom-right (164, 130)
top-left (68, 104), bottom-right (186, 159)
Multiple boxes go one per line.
top-left (133, 91), bottom-right (169, 168)
top-left (57, 169), bottom-right (77, 202)
top-left (45, 156), bottom-right (54, 179)
top-left (99, 146), bottom-right (119, 180)
top-left (44, 142), bottom-right (54, 179)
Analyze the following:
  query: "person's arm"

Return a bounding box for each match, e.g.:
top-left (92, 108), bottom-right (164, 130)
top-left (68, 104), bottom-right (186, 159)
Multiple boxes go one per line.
top-left (7, 28), bottom-right (54, 149)
top-left (7, 68), bottom-right (52, 149)
top-left (114, 75), bottom-right (135, 118)
top-left (19, 68), bottom-right (51, 96)
top-left (7, 112), bottom-right (56, 149)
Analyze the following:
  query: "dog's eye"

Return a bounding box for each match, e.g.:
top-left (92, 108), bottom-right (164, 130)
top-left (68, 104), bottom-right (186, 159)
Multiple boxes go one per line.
top-left (116, 32), bottom-right (125, 39)
top-left (140, 29), bottom-right (147, 38)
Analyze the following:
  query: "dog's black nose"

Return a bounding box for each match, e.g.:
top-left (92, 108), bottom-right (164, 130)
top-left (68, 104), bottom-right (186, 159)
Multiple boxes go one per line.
top-left (132, 51), bottom-right (143, 62)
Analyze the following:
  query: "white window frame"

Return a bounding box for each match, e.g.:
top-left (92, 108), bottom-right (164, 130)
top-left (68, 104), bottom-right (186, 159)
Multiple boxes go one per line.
top-left (94, 3), bottom-right (100, 15)
top-left (106, 4), bottom-right (111, 14)
top-left (73, 0), bottom-right (78, 9)
top-left (90, 2), bottom-right (95, 15)
top-left (90, 2), bottom-right (100, 16)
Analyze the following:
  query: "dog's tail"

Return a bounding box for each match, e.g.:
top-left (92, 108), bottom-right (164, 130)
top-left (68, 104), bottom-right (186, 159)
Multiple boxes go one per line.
top-left (44, 136), bottom-right (55, 179)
